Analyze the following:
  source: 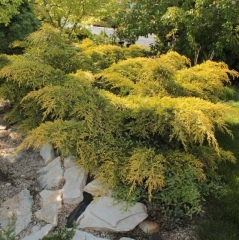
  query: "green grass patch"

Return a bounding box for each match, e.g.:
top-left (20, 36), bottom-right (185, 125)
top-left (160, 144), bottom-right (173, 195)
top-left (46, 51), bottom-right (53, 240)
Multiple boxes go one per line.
top-left (197, 100), bottom-right (239, 239)
top-left (197, 219), bottom-right (239, 240)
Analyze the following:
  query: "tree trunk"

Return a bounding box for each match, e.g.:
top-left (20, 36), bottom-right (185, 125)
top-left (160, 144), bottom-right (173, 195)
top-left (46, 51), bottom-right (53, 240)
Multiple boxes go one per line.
top-left (194, 47), bottom-right (201, 65)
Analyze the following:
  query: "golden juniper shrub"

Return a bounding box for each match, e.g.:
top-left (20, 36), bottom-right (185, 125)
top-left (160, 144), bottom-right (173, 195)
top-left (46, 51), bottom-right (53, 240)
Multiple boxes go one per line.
top-left (8, 100), bottom-right (42, 134)
top-left (17, 120), bottom-right (83, 157)
top-left (0, 57), bottom-right (65, 89)
top-left (83, 44), bottom-right (127, 73)
top-left (94, 72), bottom-right (136, 96)
top-left (105, 94), bottom-right (232, 152)
top-left (15, 50), bottom-right (239, 217)
top-left (77, 40), bottom-right (145, 73)
top-left (176, 61), bottom-right (239, 101)
top-left (121, 147), bottom-right (166, 202)
top-left (0, 54), bottom-right (10, 70)
top-left (100, 57), bottom-right (150, 83)
top-left (165, 151), bottom-right (206, 181)
top-left (76, 38), bottom-right (95, 50)
top-left (158, 51), bottom-right (191, 70)
top-left (95, 57), bottom-right (169, 97)
top-left (95, 53), bottom-right (189, 98)
top-left (20, 74), bottom-right (100, 130)
top-left (26, 24), bottom-right (63, 49)
top-left (18, 80), bottom-right (235, 207)
top-left (25, 24), bottom-right (88, 74)
top-left (0, 57), bottom-right (66, 127)
top-left (96, 53), bottom-right (239, 101)
top-left (165, 97), bottom-right (233, 152)
top-left (123, 44), bottom-right (145, 58)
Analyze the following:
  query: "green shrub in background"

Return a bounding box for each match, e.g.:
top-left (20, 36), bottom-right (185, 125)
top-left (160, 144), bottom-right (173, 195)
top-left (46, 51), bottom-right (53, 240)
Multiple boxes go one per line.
top-left (64, 26), bottom-right (93, 42)
top-left (0, 0), bottom-right (40, 54)
top-left (64, 26), bottom-right (114, 45)
top-left (90, 31), bottom-right (114, 45)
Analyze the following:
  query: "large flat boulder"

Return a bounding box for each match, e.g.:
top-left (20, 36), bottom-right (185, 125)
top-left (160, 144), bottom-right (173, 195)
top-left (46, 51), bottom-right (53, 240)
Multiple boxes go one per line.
top-left (35, 204), bottom-right (58, 226)
top-left (83, 179), bottom-right (107, 197)
top-left (63, 166), bottom-right (87, 204)
top-left (35, 190), bottom-right (62, 226)
top-left (0, 189), bottom-right (33, 235)
top-left (77, 196), bottom-right (148, 232)
top-left (0, 124), bottom-right (6, 130)
top-left (40, 189), bottom-right (62, 209)
top-left (37, 156), bottom-right (64, 189)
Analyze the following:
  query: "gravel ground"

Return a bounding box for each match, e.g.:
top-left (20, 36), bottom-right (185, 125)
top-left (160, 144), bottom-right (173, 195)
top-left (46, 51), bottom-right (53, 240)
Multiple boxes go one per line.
top-left (0, 106), bottom-right (198, 240)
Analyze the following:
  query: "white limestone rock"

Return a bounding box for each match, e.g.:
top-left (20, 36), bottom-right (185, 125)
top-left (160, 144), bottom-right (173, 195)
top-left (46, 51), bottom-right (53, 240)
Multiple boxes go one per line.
top-left (0, 124), bottom-right (6, 130)
top-left (35, 204), bottom-right (58, 226)
top-left (72, 230), bottom-right (109, 240)
top-left (77, 196), bottom-right (148, 232)
top-left (40, 189), bottom-right (62, 209)
top-left (83, 179), bottom-right (106, 197)
top-left (35, 190), bottom-right (62, 226)
top-left (37, 156), bottom-right (64, 189)
top-left (0, 189), bottom-right (33, 235)
top-left (23, 224), bottom-right (53, 240)
top-left (40, 143), bottom-right (55, 165)
top-left (28, 224), bottom-right (41, 234)
top-left (63, 166), bottom-right (87, 204)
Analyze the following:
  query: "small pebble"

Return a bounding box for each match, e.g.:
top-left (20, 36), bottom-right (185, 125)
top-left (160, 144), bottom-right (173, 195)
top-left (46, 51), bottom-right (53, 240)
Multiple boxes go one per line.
top-left (5, 183), bottom-right (11, 186)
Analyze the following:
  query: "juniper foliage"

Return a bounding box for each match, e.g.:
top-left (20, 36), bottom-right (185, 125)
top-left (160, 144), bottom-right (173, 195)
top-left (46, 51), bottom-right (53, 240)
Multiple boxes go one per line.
top-left (1, 35), bottom-right (238, 217)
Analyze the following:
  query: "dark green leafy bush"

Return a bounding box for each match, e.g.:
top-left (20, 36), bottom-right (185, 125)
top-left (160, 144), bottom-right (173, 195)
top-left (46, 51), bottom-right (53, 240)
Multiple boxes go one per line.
top-left (0, 1), bottom-right (40, 54)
